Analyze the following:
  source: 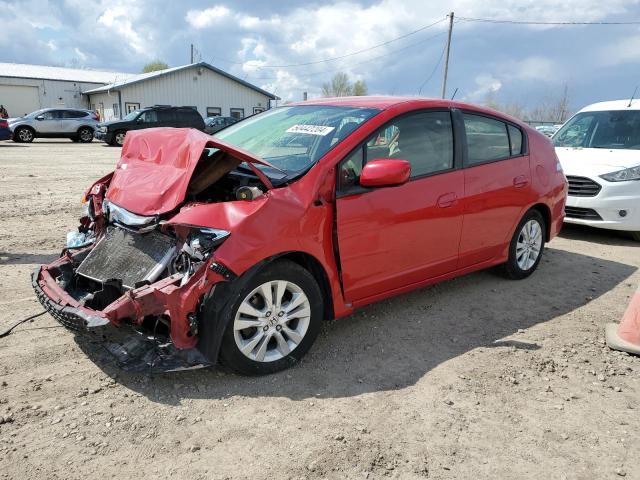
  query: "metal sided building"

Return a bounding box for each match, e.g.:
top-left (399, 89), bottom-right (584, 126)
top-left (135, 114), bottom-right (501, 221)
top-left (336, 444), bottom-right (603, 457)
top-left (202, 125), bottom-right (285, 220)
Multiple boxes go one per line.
top-left (0, 63), bottom-right (132, 118)
top-left (83, 62), bottom-right (278, 121)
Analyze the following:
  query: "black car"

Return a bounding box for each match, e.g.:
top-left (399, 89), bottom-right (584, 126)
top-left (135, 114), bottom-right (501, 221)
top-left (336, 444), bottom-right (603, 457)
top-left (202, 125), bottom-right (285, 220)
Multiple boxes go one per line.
top-left (204, 116), bottom-right (238, 134)
top-left (95, 106), bottom-right (206, 146)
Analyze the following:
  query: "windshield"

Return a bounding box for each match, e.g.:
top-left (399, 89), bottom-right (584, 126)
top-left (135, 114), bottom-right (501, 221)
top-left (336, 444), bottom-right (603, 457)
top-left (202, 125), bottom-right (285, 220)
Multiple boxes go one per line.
top-left (213, 105), bottom-right (380, 178)
top-left (123, 110), bottom-right (141, 121)
top-left (554, 110), bottom-right (640, 150)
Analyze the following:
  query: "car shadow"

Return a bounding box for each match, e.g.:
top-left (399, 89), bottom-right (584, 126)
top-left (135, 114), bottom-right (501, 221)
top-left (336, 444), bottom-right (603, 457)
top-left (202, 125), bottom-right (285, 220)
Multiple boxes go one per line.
top-left (559, 224), bottom-right (637, 246)
top-left (73, 246), bottom-right (636, 403)
top-left (0, 252), bottom-right (58, 265)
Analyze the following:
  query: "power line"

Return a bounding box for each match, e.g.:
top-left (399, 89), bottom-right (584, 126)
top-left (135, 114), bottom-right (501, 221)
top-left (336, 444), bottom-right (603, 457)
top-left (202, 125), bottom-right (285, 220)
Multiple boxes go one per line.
top-left (210, 16), bottom-right (448, 69)
top-left (418, 40), bottom-right (448, 95)
top-left (244, 29), bottom-right (451, 82)
top-left (458, 16), bottom-right (640, 25)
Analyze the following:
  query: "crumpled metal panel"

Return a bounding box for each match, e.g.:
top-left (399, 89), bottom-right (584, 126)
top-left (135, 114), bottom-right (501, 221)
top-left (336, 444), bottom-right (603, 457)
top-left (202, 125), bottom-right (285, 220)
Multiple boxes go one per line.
top-left (105, 127), bottom-right (275, 216)
top-left (76, 227), bottom-right (175, 289)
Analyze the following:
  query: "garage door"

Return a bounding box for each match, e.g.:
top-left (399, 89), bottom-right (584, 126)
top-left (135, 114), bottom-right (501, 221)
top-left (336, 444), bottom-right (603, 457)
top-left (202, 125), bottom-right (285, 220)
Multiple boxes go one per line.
top-left (0, 84), bottom-right (40, 118)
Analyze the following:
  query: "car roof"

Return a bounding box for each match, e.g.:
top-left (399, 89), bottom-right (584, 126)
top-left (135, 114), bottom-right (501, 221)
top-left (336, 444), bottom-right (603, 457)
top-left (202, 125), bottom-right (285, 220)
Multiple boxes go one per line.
top-left (289, 96), bottom-right (528, 126)
top-left (579, 99), bottom-right (640, 112)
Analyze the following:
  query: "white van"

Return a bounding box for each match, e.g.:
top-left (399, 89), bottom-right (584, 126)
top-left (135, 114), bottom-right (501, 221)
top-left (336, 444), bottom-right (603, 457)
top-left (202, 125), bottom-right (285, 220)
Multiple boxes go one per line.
top-left (553, 99), bottom-right (640, 241)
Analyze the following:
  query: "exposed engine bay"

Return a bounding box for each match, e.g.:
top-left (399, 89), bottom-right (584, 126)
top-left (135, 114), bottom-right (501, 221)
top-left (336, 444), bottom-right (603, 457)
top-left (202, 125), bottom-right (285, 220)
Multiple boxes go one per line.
top-left (32, 129), bottom-right (280, 367)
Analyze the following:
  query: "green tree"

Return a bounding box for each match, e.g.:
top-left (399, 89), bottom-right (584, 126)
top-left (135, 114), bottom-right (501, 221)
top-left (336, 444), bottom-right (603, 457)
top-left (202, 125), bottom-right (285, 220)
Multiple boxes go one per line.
top-left (142, 60), bottom-right (169, 73)
top-left (321, 73), bottom-right (367, 97)
top-left (353, 79), bottom-right (368, 96)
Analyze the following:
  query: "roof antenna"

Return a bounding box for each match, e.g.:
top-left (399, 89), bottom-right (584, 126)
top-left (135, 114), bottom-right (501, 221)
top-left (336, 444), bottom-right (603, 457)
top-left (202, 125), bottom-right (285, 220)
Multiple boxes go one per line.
top-left (450, 87), bottom-right (458, 100)
top-left (628, 86), bottom-right (638, 107)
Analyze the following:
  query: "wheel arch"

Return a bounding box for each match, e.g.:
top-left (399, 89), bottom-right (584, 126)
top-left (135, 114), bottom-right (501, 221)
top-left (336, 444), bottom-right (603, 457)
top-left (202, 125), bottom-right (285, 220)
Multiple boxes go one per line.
top-left (529, 203), bottom-right (552, 241)
top-left (197, 250), bottom-right (335, 364)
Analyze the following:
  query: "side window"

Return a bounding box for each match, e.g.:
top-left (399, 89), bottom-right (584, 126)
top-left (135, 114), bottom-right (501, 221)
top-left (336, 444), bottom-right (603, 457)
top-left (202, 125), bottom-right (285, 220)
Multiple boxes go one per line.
top-left (338, 147), bottom-right (364, 192)
top-left (508, 125), bottom-right (523, 155)
top-left (139, 110), bottom-right (158, 123)
top-left (463, 114), bottom-right (510, 165)
top-left (62, 110), bottom-right (86, 118)
top-left (42, 110), bottom-right (62, 120)
top-left (230, 108), bottom-right (244, 120)
top-left (157, 110), bottom-right (174, 122)
top-left (366, 111), bottom-right (454, 177)
top-left (207, 107), bottom-right (221, 117)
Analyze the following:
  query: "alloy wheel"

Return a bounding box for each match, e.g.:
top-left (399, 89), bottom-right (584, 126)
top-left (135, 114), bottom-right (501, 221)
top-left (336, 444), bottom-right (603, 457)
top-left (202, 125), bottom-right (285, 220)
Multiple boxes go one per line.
top-left (18, 128), bottom-right (33, 142)
top-left (516, 219), bottom-right (543, 271)
top-left (233, 280), bottom-right (311, 363)
top-left (79, 128), bottom-right (93, 142)
top-left (115, 132), bottom-right (125, 146)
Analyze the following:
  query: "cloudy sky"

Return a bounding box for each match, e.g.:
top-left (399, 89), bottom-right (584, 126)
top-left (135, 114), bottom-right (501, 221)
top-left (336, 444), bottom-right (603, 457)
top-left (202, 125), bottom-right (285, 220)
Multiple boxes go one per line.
top-left (1, 0), bottom-right (639, 111)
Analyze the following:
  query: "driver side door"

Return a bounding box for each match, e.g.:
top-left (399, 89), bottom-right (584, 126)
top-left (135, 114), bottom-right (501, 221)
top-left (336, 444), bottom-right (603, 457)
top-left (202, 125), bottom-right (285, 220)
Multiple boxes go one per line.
top-left (335, 110), bottom-right (464, 304)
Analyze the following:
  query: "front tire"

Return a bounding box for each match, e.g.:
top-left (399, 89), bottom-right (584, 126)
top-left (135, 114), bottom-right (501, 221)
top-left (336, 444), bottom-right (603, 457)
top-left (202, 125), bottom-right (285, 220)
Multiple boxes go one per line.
top-left (217, 260), bottom-right (323, 375)
top-left (501, 209), bottom-right (546, 279)
top-left (14, 127), bottom-right (34, 143)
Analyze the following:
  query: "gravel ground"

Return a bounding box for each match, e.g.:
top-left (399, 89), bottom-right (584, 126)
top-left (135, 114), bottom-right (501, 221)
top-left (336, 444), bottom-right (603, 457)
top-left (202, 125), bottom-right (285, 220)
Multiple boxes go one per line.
top-left (0, 139), bottom-right (639, 480)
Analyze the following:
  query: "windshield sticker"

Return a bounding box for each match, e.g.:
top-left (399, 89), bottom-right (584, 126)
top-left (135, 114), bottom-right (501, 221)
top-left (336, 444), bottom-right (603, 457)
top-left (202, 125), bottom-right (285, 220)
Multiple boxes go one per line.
top-left (286, 125), bottom-right (335, 136)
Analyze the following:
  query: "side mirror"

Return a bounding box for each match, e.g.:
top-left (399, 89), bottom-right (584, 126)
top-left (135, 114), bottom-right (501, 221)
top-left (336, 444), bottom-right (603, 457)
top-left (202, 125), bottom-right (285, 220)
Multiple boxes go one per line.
top-left (35, 115), bottom-right (44, 121)
top-left (360, 159), bottom-right (411, 188)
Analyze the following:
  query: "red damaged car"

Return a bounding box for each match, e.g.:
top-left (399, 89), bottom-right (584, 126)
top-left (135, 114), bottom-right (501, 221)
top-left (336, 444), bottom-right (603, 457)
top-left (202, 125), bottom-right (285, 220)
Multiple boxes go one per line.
top-left (33, 97), bottom-right (567, 375)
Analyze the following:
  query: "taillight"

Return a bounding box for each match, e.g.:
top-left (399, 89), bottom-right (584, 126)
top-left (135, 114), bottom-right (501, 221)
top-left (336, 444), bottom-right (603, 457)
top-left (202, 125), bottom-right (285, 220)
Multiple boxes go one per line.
top-left (0, 120), bottom-right (7, 128)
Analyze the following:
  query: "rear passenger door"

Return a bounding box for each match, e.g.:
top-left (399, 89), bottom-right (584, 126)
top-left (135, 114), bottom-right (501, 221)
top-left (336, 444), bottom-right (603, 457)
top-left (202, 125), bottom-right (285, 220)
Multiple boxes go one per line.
top-left (60, 110), bottom-right (88, 133)
top-left (458, 111), bottom-right (534, 268)
top-left (157, 109), bottom-right (176, 128)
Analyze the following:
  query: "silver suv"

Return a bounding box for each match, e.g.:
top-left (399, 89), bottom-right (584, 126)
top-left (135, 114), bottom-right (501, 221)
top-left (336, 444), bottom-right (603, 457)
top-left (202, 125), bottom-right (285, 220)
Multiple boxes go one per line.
top-left (10, 108), bottom-right (99, 143)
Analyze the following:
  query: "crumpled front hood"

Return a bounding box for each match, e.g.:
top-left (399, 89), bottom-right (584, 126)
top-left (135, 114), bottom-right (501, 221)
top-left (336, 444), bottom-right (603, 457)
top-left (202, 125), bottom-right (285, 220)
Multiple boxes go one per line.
top-left (105, 128), bottom-right (273, 216)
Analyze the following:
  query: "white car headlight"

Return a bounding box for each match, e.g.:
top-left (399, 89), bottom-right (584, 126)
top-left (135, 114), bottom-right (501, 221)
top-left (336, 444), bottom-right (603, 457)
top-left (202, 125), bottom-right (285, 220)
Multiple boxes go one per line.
top-left (600, 165), bottom-right (640, 182)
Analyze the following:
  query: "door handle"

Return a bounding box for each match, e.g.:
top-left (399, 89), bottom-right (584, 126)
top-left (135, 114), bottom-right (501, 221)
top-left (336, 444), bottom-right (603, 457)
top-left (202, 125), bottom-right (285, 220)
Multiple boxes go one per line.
top-left (513, 175), bottom-right (529, 188)
top-left (437, 192), bottom-right (457, 208)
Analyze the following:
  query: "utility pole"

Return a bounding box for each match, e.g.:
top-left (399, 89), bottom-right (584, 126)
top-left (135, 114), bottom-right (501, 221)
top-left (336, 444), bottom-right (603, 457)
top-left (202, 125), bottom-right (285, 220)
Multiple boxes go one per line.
top-left (440, 12), bottom-right (454, 99)
top-left (190, 44), bottom-right (194, 64)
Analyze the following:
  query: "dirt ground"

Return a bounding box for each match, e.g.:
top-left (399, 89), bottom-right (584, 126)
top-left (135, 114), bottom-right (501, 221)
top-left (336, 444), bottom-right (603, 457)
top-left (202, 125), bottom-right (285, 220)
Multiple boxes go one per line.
top-left (0, 139), bottom-right (639, 480)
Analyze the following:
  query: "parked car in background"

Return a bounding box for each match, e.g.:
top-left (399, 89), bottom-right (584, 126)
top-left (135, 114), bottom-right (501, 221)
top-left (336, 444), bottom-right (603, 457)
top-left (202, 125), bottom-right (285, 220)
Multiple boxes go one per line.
top-left (204, 116), bottom-right (238, 134)
top-left (10, 108), bottom-right (99, 143)
top-left (554, 99), bottom-right (640, 241)
top-left (33, 97), bottom-right (567, 375)
top-left (535, 125), bottom-right (560, 137)
top-left (0, 118), bottom-right (12, 141)
top-left (95, 106), bottom-right (206, 146)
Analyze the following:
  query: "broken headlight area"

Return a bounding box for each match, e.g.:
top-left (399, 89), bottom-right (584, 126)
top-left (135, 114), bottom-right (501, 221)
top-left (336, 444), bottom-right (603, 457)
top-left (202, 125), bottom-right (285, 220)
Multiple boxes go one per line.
top-left (34, 201), bottom-right (231, 355)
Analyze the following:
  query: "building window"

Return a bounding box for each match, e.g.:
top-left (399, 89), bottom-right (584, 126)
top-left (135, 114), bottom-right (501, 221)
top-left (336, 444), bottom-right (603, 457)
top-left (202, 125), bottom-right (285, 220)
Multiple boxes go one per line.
top-left (230, 108), bottom-right (244, 120)
top-left (253, 107), bottom-right (265, 115)
top-left (207, 107), bottom-right (222, 117)
top-left (113, 103), bottom-right (120, 119)
top-left (125, 102), bottom-right (140, 114)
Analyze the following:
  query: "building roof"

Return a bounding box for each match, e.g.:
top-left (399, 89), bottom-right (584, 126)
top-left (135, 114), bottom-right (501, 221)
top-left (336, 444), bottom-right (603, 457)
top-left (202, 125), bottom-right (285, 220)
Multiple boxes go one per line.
top-left (580, 99), bottom-right (640, 112)
top-left (82, 62), bottom-right (278, 100)
top-left (0, 62), bottom-right (134, 84)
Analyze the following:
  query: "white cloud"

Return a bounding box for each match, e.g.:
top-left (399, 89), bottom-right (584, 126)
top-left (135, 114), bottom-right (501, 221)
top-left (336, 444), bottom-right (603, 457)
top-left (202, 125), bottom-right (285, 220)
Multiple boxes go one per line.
top-left (97, 5), bottom-right (148, 55)
top-left (467, 74), bottom-right (503, 99)
top-left (46, 40), bottom-right (57, 51)
top-left (185, 6), bottom-right (231, 29)
top-left (73, 47), bottom-right (88, 61)
top-left (598, 34), bottom-right (640, 66)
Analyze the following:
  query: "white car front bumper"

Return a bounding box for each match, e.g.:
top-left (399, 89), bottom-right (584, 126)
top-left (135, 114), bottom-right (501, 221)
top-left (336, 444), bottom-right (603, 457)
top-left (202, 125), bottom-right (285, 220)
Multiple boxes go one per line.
top-left (564, 175), bottom-right (640, 232)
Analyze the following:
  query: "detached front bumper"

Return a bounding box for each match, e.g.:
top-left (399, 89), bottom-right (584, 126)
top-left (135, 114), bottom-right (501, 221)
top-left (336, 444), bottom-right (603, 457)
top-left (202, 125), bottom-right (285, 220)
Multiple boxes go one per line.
top-left (32, 251), bottom-right (228, 350)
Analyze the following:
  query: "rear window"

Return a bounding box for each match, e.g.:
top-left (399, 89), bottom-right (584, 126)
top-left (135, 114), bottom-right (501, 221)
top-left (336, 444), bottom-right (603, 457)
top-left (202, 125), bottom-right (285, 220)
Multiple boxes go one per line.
top-left (464, 114), bottom-right (511, 165)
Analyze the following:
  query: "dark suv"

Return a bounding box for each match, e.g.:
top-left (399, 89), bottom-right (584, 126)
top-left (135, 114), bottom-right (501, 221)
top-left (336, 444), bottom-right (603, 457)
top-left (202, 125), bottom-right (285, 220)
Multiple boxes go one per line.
top-left (95, 106), bottom-right (205, 146)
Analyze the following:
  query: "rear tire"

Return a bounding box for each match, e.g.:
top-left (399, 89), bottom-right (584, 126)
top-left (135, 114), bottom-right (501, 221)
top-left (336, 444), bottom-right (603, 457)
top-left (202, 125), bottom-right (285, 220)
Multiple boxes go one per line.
top-left (77, 127), bottom-right (93, 143)
top-left (14, 126), bottom-right (34, 143)
top-left (216, 260), bottom-right (323, 375)
top-left (501, 209), bottom-right (546, 280)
